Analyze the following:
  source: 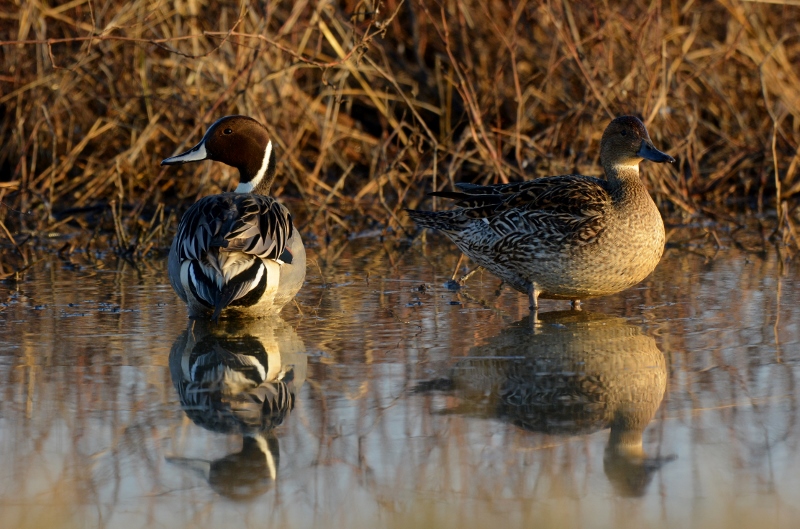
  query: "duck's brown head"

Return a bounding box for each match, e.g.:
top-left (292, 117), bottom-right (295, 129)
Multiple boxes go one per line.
top-left (600, 116), bottom-right (674, 171)
top-left (162, 115), bottom-right (276, 194)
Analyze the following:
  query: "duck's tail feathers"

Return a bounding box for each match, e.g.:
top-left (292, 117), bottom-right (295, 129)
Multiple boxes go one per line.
top-left (428, 191), bottom-right (505, 209)
top-left (210, 262), bottom-right (266, 322)
top-left (405, 208), bottom-right (465, 232)
top-left (187, 259), bottom-right (266, 322)
top-left (427, 190), bottom-right (470, 201)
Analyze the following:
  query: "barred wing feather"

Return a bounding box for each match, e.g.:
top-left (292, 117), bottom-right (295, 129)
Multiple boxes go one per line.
top-left (426, 176), bottom-right (611, 237)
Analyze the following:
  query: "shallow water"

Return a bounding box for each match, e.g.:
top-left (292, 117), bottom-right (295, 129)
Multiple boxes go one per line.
top-left (1, 232), bottom-right (799, 529)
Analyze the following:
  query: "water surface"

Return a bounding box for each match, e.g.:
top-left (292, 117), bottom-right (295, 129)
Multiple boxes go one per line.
top-left (1, 231), bottom-right (799, 528)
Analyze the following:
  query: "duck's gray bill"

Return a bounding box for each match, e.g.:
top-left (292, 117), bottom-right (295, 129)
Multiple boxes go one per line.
top-left (161, 141), bottom-right (208, 166)
top-left (637, 140), bottom-right (675, 164)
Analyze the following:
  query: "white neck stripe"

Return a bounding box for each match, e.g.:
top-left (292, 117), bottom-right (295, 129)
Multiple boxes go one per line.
top-left (235, 140), bottom-right (272, 194)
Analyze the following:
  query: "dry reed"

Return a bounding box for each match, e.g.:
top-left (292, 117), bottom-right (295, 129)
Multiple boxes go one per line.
top-left (2, 0), bottom-right (800, 264)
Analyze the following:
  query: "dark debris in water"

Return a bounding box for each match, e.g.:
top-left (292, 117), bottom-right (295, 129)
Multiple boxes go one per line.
top-left (97, 306), bottom-right (139, 313)
top-left (443, 279), bottom-right (461, 291)
top-left (61, 311), bottom-right (89, 318)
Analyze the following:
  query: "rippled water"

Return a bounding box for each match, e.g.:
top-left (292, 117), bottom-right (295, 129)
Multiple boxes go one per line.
top-left (1, 231), bottom-right (799, 528)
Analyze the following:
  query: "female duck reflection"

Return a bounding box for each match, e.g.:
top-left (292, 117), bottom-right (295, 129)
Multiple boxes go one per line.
top-left (167, 318), bottom-right (307, 500)
top-left (417, 311), bottom-right (674, 497)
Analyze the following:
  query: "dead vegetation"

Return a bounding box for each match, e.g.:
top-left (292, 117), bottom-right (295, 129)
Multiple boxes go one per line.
top-left (1, 0), bottom-right (800, 266)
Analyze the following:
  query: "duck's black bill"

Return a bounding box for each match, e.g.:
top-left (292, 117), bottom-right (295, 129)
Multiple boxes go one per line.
top-left (161, 141), bottom-right (209, 166)
top-left (637, 140), bottom-right (675, 164)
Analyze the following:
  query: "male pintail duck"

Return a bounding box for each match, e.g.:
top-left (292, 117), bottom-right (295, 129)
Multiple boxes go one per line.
top-left (162, 115), bottom-right (306, 320)
top-left (407, 115), bottom-right (674, 311)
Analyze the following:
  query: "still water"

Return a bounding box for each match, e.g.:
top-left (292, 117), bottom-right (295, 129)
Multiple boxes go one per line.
top-left (1, 230), bottom-right (799, 528)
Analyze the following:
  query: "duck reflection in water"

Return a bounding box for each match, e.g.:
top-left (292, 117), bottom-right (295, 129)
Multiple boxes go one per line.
top-left (417, 310), bottom-right (675, 497)
top-left (168, 318), bottom-right (307, 500)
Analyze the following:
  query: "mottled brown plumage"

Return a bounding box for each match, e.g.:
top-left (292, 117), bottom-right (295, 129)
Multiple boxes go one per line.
top-left (407, 116), bottom-right (674, 309)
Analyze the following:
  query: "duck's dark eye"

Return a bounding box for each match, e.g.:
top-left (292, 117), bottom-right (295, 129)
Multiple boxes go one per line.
top-left (223, 128), bottom-right (233, 135)
top-left (620, 131), bottom-right (627, 137)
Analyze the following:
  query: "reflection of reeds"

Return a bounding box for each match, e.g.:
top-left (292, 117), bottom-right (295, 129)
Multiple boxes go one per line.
top-left (2, 0), bottom-right (800, 257)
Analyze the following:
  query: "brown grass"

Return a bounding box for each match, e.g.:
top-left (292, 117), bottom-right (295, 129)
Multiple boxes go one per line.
top-left (2, 0), bottom-right (800, 263)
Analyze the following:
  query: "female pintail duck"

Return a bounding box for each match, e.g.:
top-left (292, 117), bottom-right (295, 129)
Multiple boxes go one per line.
top-left (407, 115), bottom-right (674, 311)
top-left (162, 115), bottom-right (306, 320)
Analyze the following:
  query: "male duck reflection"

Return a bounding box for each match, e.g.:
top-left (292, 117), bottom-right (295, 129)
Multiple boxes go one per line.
top-left (407, 116), bottom-right (674, 311)
top-left (416, 311), bottom-right (674, 497)
top-left (167, 319), bottom-right (307, 500)
top-left (162, 116), bottom-right (306, 321)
